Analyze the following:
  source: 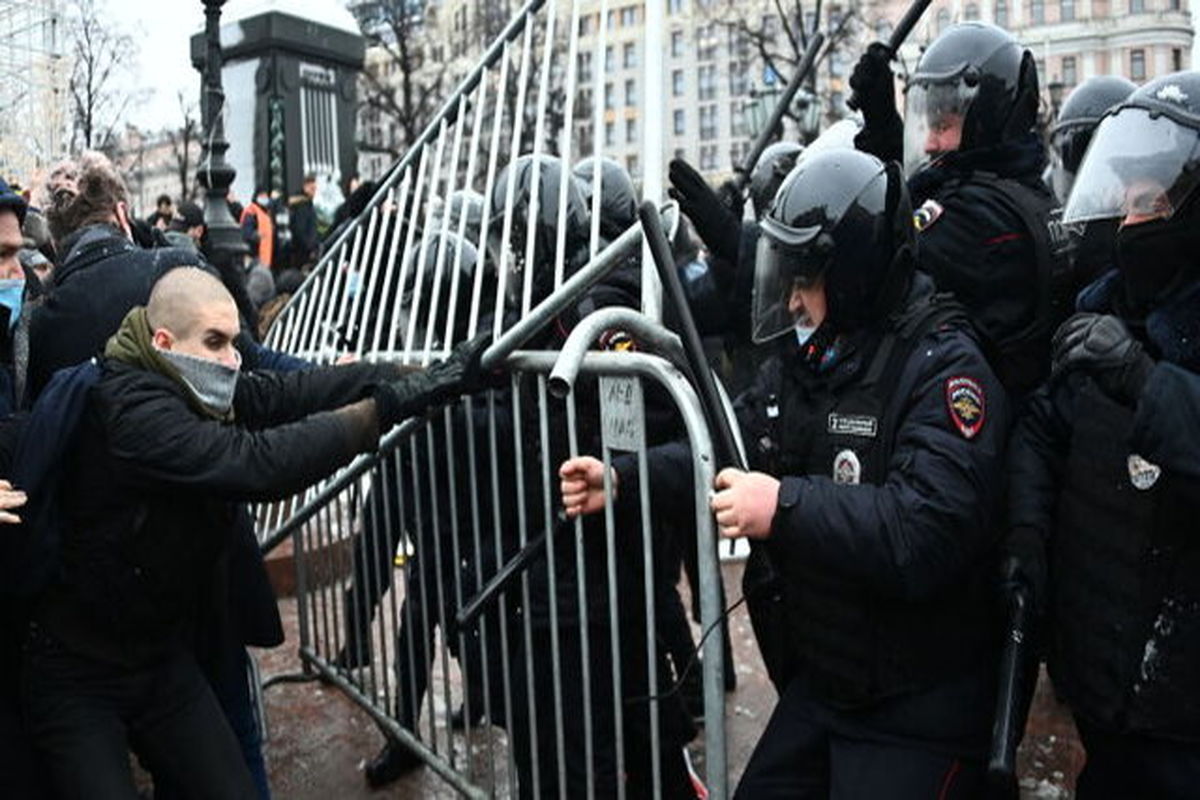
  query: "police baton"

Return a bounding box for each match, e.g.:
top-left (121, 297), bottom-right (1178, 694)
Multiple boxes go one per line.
top-left (639, 201), bottom-right (746, 470)
top-left (987, 573), bottom-right (1033, 798)
top-left (733, 32), bottom-right (826, 192)
top-left (845, 0), bottom-right (934, 111)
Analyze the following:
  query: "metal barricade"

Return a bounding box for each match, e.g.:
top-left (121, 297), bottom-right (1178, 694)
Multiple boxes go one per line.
top-left (247, 0), bottom-right (740, 795)
top-left (273, 339), bottom-right (728, 798)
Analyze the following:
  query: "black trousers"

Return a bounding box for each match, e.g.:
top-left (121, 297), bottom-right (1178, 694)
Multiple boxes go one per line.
top-left (734, 679), bottom-right (983, 800)
top-left (22, 625), bottom-right (257, 800)
top-left (1075, 723), bottom-right (1200, 800)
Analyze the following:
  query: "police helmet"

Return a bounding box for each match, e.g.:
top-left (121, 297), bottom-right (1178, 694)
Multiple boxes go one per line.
top-left (753, 150), bottom-right (914, 343)
top-left (398, 231), bottom-right (489, 350)
top-left (573, 156), bottom-right (638, 241)
top-left (1063, 71), bottom-right (1200, 227)
top-left (749, 142), bottom-right (804, 219)
top-left (441, 189), bottom-right (486, 244)
top-left (489, 154), bottom-right (591, 309)
top-left (903, 22), bottom-right (1039, 177)
top-left (1050, 76), bottom-right (1137, 203)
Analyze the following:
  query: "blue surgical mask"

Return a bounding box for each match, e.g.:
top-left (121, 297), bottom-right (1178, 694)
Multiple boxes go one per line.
top-left (0, 279), bottom-right (25, 332)
top-left (795, 323), bottom-right (817, 345)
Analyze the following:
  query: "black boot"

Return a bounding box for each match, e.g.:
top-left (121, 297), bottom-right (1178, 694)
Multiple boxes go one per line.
top-left (364, 739), bottom-right (423, 788)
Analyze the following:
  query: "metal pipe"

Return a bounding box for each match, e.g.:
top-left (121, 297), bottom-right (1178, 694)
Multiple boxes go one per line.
top-left (547, 306), bottom-right (684, 399)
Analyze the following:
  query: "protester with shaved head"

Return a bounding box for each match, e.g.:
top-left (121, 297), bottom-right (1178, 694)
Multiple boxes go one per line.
top-left (20, 266), bottom-right (497, 799)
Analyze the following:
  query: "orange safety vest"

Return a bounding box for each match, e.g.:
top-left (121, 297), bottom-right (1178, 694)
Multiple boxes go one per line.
top-left (240, 202), bottom-right (274, 268)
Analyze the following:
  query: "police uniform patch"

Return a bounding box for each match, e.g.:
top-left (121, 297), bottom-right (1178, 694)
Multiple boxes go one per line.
top-left (913, 199), bottom-right (944, 232)
top-left (1127, 454), bottom-right (1162, 491)
top-left (945, 376), bottom-right (986, 440)
top-left (833, 449), bottom-right (862, 485)
top-left (827, 413), bottom-right (878, 438)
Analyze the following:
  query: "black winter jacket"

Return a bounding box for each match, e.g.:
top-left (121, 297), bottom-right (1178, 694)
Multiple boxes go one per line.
top-left (37, 360), bottom-right (391, 665)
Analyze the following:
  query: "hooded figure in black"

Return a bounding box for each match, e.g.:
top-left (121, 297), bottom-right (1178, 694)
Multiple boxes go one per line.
top-left (1008, 71), bottom-right (1200, 799)
top-left (562, 150), bottom-right (1010, 798)
top-left (851, 22), bottom-right (1066, 397)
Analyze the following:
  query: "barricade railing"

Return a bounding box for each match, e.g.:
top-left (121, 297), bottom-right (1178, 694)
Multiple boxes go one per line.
top-left (273, 339), bottom-right (727, 799)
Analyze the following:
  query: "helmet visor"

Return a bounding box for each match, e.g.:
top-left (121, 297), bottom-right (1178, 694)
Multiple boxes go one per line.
top-left (903, 80), bottom-right (977, 178)
top-left (1063, 107), bottom-right (1200, 226)
top-left (751, 220), bottom-right (831, 344)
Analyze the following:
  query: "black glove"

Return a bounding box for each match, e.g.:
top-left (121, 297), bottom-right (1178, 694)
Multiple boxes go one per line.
top-left (668, 158), bottom-right (740, 263)
top-left (372, 332), bottom-right (505, 429)
top-left (850, 43), bottom-right (900, 128)
top-left (999, 527), bottom-right (1047, 618)
top-left (1051, 313), bottom-right (1154, 405)
top-left (716, 178), bottom-right (745, 221)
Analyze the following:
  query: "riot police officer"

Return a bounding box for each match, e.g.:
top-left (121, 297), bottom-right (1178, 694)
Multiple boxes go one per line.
top-left (1007, 71), bottom-right (1200, 799)
top-left (851, 22), bottom-right (1064, 395)
top-left (1049, 76), bottom-right (1137, 293)
top-left (563, 149), bottom-right (1009, 797)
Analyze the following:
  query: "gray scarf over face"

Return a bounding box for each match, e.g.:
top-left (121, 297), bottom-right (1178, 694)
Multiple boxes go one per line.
top-left (158, 347), bottom-right (241, 417)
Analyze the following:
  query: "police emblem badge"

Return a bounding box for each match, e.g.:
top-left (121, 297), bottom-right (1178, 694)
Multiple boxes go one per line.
top-left (1127, 454), bottom-right (1162, 491)
top-left (913, 199), bottom-right (945, 232)
top-left (833, 449), bottom-right (862, 485)
top-left (945, 376), bottom-right (986, 440)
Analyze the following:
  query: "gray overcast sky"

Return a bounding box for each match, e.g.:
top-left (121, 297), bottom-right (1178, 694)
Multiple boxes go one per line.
top-left (105, 0), bottom-right (360, 132)
top-left (105, 0), bottom-right (206, 131)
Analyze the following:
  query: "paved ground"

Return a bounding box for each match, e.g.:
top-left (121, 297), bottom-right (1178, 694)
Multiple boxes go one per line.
top-left (258, 560), bottom-right (1083, 798)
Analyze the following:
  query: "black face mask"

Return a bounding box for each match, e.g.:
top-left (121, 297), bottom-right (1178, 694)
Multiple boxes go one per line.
top-left (1072, 219), bottom-right (1117, 289)
top-left (1115, 214), bottom-right (1200, 314)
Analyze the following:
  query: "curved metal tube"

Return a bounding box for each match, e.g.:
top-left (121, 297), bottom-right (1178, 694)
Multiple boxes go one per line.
top-left (546, 306), bottom-right (684, 399)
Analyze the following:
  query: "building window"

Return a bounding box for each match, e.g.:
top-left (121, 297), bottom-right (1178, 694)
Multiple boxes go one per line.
top-left (699, 104), bottom-right (718, 140)
top-left (1062, 55), bottom-right (1077, 87)
top-left (672, 69), bottom-right (685, 97)
top-left (964, 2), bottom-right (980, 19)
top-left (1029, 0), bottom-right (1044, 24)
top-left (577, 88), bottom-right (593, 116)
top-left (697, 24), bottom-right (718, 61)
top-left (1169, 0), bottom-right (1181, 8)
top-left (1131, 48), bottom-right (1146, 81)
top-left (1129, 0), bottom-right (1144, 11)
top-left (698, 65), bottom-right (717, 100)
top-left (605, 45), bottom-right (614, 72)
top-left (627, 154), bottom-right (640, 178)
top-left (699, 144), bottom-right (718, 171)
top-left (578, 52), bottom-right (592, 83)
top-left (605, 82), bottom-right (614, 109)
top-left (671, 30), bottom-right (684, 58)
top-left (674, 147), bottom-right (687, 162)
top-left (668, 0), bottom-right (684, 13)
top-left (729, 61), bottom-right (749, 95)
top-left (995, 0), bottom-right (1008, 27)
top-left (730, 101), bottom-right (747, 137)
top-left (578, 14), bottom-right (593, 36)
top-left (674, 109), bottom-right (686, 135)
top-left (623, 42), bottom-right (637, 69)
top-left (621, 6), bottom-right (637, 26)
top-left (605, 121), bottom-right (615, 146)
top-left (1060, 0), bottom-right (1075, 20)
top-left (625, 78), bottom-right (637, 106)
top-left (1174, 48), bottom-right (1184, 71)
top-left (936, 8), bottom-right (951, 33)
top-left (626, 117), bottom-right (637, 143)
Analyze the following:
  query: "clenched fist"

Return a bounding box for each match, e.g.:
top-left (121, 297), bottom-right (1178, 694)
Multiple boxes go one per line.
top-left (559, 456), bottom-right (617, 518)
top-left (710, 468), bottom-right (780, 540)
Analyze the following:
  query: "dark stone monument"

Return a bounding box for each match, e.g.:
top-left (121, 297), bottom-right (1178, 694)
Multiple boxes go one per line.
top-left (191, 1), bottom-right (364, 207)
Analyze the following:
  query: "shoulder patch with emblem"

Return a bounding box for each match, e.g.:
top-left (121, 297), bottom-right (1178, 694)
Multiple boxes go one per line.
top-left (945, 376), bottom-right (986, 439)
top-left (914, 199), bottom-right (944, 232)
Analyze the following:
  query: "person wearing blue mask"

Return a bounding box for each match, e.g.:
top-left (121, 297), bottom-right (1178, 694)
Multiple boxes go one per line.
top-left (0, 178), bottom-right (39, 417)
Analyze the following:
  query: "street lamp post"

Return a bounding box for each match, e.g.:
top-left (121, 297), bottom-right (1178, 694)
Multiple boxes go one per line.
top-left (196, 0), bottom-right (246, 270)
